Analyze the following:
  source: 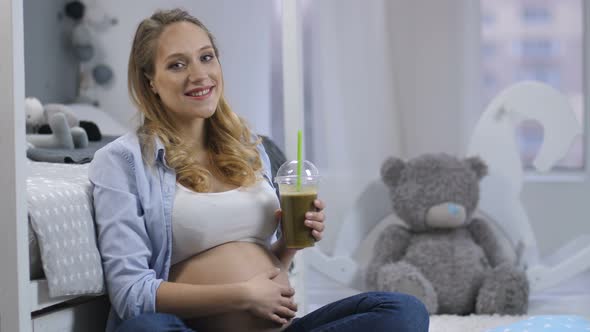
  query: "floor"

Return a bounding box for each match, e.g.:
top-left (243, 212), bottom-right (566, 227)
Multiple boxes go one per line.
top-left (429, 314), bottom-right (525, 332)
top-left (301, 262), bottom-right (590, 331)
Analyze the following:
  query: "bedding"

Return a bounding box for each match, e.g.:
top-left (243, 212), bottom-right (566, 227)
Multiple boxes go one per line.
top-left (29, 224), bottom-right (43, 279)
top-left (26, 161), bottom-right (104, 297)
top-left (27, 135), bottom-right (118, 164)
top-left (27, 101), bottom-right (125, 164)
top-left (66, 103), bottom-right (128, 136)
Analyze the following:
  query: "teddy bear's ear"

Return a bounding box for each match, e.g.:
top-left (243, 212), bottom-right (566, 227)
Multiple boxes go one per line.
top-left (381, 157), bottom-right (406, 187)
top-left (465, 156), bottom-right (488, 179)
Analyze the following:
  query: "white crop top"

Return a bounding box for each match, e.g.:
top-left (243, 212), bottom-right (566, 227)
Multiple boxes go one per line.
top-left (171, 178), bottom-right (280, 265)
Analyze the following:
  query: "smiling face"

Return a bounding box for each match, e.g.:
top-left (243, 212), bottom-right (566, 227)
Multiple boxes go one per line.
top-left (151, 21), bottom-right (223, 128)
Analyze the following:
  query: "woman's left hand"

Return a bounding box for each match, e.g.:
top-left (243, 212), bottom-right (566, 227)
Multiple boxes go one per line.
top-left (273, 199), bottom-right (326, 268)
top-left (306, 199), bottom-right (326, 242)
top-left (273, 199), bottom-right (326, 259)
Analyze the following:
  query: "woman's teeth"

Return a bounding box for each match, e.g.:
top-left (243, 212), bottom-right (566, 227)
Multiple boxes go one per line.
top-left (188, 88), bottom-right (210, 97)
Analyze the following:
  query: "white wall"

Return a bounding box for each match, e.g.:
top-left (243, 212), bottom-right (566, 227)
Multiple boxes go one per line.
top-left (23, 0), bottom-right (78, 103)
top-left (88, 0), bottom-right (277, 137)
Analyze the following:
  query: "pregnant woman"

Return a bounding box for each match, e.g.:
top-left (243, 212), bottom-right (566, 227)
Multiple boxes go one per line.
top-left (89, 8), bottom-right (429, 332)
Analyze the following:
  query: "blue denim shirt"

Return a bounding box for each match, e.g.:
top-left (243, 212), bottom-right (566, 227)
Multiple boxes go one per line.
top-left (88, 132), bottom-right (274, 332)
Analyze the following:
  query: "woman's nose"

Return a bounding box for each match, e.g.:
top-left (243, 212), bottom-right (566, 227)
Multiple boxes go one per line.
top-left (188, 63), bottom-right (207, 82)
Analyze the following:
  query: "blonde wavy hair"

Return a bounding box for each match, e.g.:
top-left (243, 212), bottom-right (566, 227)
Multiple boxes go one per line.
top-left (128, 8), bottom-right (262, 192)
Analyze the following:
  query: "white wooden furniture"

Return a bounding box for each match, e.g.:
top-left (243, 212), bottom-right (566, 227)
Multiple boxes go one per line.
top-left (1, 1), bottom-right (109, 331)
top-left (1, 0), bottom-right (32, 330)
top-left (467, 81), bottom-right (590, 293)
top-left (298, 81), bottom-right (590, 315)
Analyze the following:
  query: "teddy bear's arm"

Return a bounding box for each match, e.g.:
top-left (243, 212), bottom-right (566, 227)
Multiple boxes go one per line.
top-left (370, 224), bottom-right (411, 265)
top-left (468, 217), bottom-right (510, 267)
top-left (366, 224), bottom-right (411, 289)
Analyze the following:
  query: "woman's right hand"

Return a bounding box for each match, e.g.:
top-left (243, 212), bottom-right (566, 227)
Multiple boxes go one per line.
top-left (242, 268), bottom-right (298, 325)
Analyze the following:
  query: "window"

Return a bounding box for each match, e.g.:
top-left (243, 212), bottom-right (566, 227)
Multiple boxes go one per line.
top-left (516, 39), bottom-right (559, 57)
top-left (516, 65), bottom-right (561, 86)
top-left (483, 72), bottom-right (497, 88)
top-left (480, 0), bottom-right (584, 170)
top-left (482, 11), bottom-right (496, 26)
top-left (522, 6), bottom-right (552, 24)
top-left (481, 41), bottom-right (497, 57)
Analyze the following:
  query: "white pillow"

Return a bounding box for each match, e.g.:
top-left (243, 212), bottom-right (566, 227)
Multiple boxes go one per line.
top-left (67, 103), bottom-right (128, 136)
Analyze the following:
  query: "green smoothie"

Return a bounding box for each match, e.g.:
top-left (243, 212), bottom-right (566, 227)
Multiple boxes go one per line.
top-left (280, 191), bottom-right (317, 248)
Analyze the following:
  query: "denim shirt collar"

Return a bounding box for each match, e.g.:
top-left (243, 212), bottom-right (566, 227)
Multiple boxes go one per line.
top-left (153, 137), bottom-right (172, 170)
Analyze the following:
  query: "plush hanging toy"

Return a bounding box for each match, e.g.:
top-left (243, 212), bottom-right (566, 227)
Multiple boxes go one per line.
top-left (65, 0), bottom-right (115, 104)
top-left (366, 153), bottom-right (529, 315)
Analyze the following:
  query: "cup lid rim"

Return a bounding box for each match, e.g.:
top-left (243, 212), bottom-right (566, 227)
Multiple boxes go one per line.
top-left (274, 174), bottom-right (320, 183)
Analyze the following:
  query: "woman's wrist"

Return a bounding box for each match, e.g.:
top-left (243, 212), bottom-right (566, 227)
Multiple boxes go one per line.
top-left (235, 281), bottom-right (253, 311)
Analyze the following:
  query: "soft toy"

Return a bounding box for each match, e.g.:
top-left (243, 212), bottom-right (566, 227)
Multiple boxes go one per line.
top-left (25, 97), bottom-right (88, 149)
top-left (366, 153), bottom-right (529, 315)
top-left (25, 97), bottom-right (45, 134)
top-left (43, 103), bottom-right (80, 128)
top-left (25, 98), bottom-right (80, 132)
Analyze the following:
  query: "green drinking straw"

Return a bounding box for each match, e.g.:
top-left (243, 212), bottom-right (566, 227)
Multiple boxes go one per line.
top-left (297, 130), bottom-right (302, 191)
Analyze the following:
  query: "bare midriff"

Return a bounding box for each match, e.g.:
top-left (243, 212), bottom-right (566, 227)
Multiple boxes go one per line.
top-left (168, 241), bottom-right (292, 332)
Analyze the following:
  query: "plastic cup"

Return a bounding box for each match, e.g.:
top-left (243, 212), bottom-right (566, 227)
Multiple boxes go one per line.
top-left (275, 160), bottom-right (320, 248)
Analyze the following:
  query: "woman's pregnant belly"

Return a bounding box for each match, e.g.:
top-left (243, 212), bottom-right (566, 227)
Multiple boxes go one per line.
top-left (168, 241), bottom-right (292, 332)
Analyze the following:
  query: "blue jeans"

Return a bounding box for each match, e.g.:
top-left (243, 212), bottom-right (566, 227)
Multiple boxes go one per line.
top-left (116, 291), bottom-right (429, 332)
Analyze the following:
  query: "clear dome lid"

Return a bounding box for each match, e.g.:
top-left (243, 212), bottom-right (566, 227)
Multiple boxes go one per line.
top-left (274, 160), bottom-right (320, 185)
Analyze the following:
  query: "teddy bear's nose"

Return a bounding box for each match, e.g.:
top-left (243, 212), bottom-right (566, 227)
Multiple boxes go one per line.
top-left (447, 204), bottom-right (461, 215)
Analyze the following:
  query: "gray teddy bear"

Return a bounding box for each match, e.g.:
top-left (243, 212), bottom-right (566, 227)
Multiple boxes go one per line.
top-left (366, 153), bottom-right (529, 315)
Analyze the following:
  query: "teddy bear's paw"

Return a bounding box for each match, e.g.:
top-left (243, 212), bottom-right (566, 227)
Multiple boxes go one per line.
top-left (476, 263), bottom-right (529, 315)
top-left (376, 262), bottom-right (439, 313)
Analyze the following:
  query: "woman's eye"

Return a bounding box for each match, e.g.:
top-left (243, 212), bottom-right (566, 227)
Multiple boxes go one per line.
top-left (169, 62), bottom-right (185, 70)
top-left (201, 54), bottom-right (215, 62)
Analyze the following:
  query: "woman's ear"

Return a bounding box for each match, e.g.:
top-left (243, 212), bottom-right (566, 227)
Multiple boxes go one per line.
top-left (144, 73), bottom-right (157, 94)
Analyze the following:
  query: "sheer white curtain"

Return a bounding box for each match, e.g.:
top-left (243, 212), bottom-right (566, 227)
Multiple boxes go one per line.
top-left (301, 0), bottom-right (401, 253)
top-left (386, 0), bottom-right (481, 158)
top-left (300, 0), bottom-right (479, 253)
